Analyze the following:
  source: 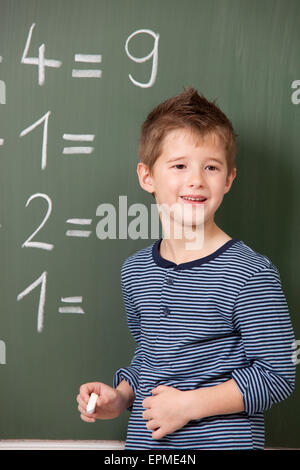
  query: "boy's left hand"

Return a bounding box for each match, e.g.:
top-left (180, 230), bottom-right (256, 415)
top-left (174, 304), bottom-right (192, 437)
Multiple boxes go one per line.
top-left (142, 385), bottom-right (193, 440)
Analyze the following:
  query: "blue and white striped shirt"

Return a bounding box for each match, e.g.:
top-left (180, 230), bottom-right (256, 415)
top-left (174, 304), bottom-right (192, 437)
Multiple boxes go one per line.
top-left (113, 238), bottom-right (296, 449)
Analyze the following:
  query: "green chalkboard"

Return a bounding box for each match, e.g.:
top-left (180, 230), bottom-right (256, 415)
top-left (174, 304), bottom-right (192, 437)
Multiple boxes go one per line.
top-left (0, 0), bottom-right (299, 447)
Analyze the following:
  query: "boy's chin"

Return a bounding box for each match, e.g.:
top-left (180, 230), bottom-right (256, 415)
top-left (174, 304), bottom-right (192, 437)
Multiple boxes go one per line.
top-left (179, 217), bottom-right (205, 228)
top-left (170, 221), bottom-right (205, 238)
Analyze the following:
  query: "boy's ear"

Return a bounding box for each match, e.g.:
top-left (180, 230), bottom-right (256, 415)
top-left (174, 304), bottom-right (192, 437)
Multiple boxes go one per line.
top-left (224, 167), bottom-right (237, 194)
top-left (137, 162), bottom-right (155, 194)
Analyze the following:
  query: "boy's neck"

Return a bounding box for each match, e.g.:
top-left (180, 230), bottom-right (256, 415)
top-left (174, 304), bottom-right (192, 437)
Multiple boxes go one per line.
top-left (159, 222), bottom-right (232, 265)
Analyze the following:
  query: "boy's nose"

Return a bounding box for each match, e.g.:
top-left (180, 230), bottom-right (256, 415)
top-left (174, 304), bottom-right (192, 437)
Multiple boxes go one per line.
top-left (187, 170), bottom-right (204, 187)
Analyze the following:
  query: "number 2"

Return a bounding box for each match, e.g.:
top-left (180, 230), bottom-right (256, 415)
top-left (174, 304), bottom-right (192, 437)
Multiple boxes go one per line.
top-left (22, 193), bottom-right (54, 251)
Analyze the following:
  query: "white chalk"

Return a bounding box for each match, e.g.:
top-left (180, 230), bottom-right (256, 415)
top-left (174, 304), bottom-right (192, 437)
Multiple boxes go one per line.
top-left (86, 393), bottom-right (98, 414)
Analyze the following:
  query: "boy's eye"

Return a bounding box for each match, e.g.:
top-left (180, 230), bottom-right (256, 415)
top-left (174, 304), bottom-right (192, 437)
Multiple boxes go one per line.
top-left (172, 164), bottom-right (218, 171)
top-left (173, 164), bottom-right (185, 169)
top-left (206, 165), bottom-right (217, 171)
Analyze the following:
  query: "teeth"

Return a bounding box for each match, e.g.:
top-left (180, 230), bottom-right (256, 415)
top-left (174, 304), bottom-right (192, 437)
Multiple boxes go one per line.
top-left (182, 197), bottom-right (205, 201)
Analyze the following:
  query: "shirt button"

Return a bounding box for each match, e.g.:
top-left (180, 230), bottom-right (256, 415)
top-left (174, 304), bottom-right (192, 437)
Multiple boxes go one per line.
top-left (166, 277), bottom-right (174, 285)
top-left (163, 306), bottom-right (170, 316)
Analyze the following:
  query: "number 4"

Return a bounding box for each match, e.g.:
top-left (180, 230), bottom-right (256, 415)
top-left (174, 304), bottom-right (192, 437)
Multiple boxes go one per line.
top-left (21, 23), bottom-right (62, 86)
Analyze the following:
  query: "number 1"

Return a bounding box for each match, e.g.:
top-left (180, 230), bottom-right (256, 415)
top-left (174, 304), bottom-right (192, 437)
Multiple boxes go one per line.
top-left (17, 271), bottom-right (47, 333)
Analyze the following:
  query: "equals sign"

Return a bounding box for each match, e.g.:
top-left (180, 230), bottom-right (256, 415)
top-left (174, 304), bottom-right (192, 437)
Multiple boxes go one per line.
top-left (63, 133), bottom-right (95, 155)
top-left (66, 218), bottom-right (92, 238)
top-left (72, 54), bottom-right (102, 78)
top-left (59, 296), bottom-right (84, 314)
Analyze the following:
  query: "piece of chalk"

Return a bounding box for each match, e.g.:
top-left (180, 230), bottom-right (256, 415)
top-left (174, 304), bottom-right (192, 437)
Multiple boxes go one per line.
top-left (86, 393), bottom-right (98, 414)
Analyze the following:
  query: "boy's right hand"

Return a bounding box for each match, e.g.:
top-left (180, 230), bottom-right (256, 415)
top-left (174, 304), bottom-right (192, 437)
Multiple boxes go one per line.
top-left (76, 382), bottom-right (125, 422)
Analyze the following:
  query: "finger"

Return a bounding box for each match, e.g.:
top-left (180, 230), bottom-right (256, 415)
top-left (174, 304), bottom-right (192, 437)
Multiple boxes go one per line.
top-left (142, 397), bottom-right (152, 409)
top-left (152, 427), bottom-right (166, 440)
top-left (142, 409), bottom-right (152, 420)
top-left (77, 402), bottom-right (97, 418)
top-left (80, 383), bottom-right (96, 402)
top-left (76, 393), bottom-right (85, 404)
top-left (80, 382), bottom-right (103, 400)
top-left (77, 395), bottom-right (88, 410)
top-left (78, 402), bottom-right (97, 419)
top-left (77, 403), bottom-right (87, 414)
top-left (80, 413), bottom-right (96, 423)
top-left (152, 385), bottom-right (170, 395)
top-left (146, 419), bottom-right (159, 431)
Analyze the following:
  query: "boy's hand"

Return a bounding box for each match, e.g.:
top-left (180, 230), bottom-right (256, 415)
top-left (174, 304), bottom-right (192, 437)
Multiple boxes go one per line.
top-left (76, 382), bottom-right (126, 422)
top-left (142, 385), bottom-right (193, 440)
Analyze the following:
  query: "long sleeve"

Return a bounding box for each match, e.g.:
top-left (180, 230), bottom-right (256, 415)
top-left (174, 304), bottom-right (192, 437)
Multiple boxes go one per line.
top-left (113, 269), bottom-right (143, 410)
top-left (231, 262), bottom-right (296, 416)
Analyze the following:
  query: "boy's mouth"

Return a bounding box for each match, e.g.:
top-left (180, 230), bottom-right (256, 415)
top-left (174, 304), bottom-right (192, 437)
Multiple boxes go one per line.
top-left (180, 196), bottom-right (207, 204)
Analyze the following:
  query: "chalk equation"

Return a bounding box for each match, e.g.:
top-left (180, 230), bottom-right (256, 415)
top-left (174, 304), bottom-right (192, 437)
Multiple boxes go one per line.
top-left (17, 271), bottom-right (85, 333)
top-left (2, 21), bottom-right (159, 334)
top-left (19, 111), bottom-right (96, 170)
top-left (0, 23), bottom-right (159, 115)
top-left (15, 191), bottom-right (165, 332)
top-left (0, 21), bottom-right (159, 129)
top-left (20, 193), bottom-right (162, 248)
top-left (20, 23), bottom-right (159, 87)
top-left (0, 110), bottom-right (96, 169)
top-left (0, 22), bottom-right (159, 154)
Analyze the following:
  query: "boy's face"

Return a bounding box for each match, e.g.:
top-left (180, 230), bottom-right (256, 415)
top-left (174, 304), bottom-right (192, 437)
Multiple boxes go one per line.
top-left (137, 128), bottom-right (236, 231)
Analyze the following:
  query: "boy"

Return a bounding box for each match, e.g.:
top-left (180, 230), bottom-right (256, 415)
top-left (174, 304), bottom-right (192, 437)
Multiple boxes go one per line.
top-left (77, 88), bottom-right (296, 449)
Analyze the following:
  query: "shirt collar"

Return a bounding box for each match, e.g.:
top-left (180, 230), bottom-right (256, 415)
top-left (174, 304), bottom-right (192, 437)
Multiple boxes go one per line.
top-left (152, 237), bottom-right (240, 270)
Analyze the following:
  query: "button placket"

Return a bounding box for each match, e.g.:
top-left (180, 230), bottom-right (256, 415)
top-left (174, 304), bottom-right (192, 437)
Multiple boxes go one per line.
top-left (163, 306), bottom-right (170, 316)
top-left (161, 269), bottom-right (174, 318)
top-left (157, 268), bottom-right (175, 367)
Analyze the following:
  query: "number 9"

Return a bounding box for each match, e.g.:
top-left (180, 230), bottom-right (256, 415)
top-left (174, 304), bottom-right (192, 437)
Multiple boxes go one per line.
top-left (125, 29), bottom-right (160, 88)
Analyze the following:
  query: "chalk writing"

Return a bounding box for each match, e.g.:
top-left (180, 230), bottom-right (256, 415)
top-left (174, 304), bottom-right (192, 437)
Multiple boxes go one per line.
top-left (17, 271), bottom-right (47, 333)
top-left (59, 296), bottom-right (85, 314)
top-left (291, 80), bottom-right (300, 104)
top-left (72, 54), bottom-right (102, 78)
top-left (20, 111), bottom-right (51, 170)
top-left (62, 133), bottom-right (95, 155)
top-left (0, 340), bottom-right (6, 364)
top-left (22, 193), bottom-right (54, 251)
top-left (21, 23), bottom-right (62, 85)
top-left (0, 80), bottom-right (6, 104)
top-left (66, 218), bottom-right (92, 238)
top-left (125, 29), bottom-right (159, 88)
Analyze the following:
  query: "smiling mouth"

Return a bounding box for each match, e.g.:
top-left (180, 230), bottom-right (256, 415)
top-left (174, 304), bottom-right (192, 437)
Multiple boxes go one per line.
top-left (180, 196), bottom-right (207, 204)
